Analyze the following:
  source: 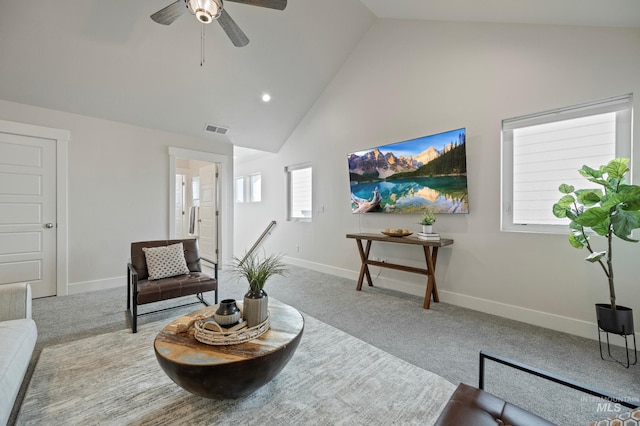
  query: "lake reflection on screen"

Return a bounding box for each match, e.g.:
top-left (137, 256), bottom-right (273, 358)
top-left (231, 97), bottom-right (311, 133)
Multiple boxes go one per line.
top-left (350, 176), bottom-right (468, 214)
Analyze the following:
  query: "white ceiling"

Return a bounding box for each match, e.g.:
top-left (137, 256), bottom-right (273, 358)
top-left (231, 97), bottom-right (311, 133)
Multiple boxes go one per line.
top-left (361, 0), bottom-right (640, 28)
top-left (1, 1), bottom-right (638, 154)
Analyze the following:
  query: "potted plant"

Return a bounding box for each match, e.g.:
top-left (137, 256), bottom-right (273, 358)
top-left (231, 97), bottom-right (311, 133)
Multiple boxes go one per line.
top-left (552, 158), bottom-right (640, 336)
top-left (231, 251), bottom-right (287, 327)
top-left (419, 213), bottom-right (436, 233)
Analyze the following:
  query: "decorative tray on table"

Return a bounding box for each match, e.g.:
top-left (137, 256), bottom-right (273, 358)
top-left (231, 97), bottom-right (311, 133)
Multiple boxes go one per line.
top-left (194, 314), bottom-right (271, 346)
top-left (381, 229), bottom-right (412, 237)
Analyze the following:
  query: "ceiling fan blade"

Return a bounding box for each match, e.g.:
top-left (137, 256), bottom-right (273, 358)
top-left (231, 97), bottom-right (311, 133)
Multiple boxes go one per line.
top-left (150, 0), bottom-right (187, 25)
top-left (217, 9), bottom-right (250, 47)
top-left (225, 0), bottom-right (287, 11)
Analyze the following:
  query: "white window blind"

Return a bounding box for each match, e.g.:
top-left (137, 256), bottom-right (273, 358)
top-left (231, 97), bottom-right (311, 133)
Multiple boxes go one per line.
top-left (286, 164), bottom-right (312, 221)
top-left (501, 94), bottom-right (632, 233)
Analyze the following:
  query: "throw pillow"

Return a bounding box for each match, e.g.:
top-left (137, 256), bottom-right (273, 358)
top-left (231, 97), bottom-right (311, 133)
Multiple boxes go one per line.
top-left (142, 243), bottom-right (190, 280)
top-left (588, 408), bottom-right (640, 426)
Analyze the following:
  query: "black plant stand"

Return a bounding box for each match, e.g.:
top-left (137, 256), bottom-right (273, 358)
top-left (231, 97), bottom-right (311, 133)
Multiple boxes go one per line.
top-left (597, 325), bottom-right (637, 368)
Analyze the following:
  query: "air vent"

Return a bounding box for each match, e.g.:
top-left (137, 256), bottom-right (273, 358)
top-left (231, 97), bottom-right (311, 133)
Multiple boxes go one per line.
top-left (204, 124), bottom-right (229, 135)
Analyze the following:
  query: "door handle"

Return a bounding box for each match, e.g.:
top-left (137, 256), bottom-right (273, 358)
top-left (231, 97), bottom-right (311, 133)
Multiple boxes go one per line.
top-left (45, 223), bottom-right (54, 229)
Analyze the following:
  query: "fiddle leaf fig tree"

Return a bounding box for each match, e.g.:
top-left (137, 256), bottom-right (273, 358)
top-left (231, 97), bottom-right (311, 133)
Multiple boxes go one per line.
top-left (552, 158), bottom-right (640, 310)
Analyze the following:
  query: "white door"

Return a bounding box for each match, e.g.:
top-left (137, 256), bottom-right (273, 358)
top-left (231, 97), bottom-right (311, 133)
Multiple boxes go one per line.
top-left (199, 164), bottom-right (218, 262)
top-left (0, 132), bottom-right (57, 298)
top-left (175, 174), bottom-right (185, 238)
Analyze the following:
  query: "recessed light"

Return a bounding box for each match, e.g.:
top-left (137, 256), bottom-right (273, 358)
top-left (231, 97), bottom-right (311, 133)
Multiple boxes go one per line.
top-left (262, 93), bottom-right (271, 102)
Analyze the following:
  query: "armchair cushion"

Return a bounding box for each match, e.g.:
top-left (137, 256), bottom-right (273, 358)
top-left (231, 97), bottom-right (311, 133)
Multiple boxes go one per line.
top-left (0, 283), bottom-right (37, 426)
top-left (435, 383), bottom-right (554, 426)
top-left (142, 242), bottom-right (190, 280)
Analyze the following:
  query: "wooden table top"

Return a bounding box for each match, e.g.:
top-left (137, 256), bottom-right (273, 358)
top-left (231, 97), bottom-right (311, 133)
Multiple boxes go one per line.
top-left (346, 232), bottom-right (454, 247)
top-left (154, 298), bottom-right (304, 366)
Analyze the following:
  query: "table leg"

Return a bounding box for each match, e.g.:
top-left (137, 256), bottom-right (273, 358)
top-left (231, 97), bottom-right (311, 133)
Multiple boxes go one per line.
top-left (423, 246), bottom-right (440, 309)
top-left (355, 239), bottom-right (373, 291)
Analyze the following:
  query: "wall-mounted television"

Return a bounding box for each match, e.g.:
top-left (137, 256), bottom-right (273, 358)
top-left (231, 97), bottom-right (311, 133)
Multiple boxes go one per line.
top-left (348, 128), bottom-right (468, 214)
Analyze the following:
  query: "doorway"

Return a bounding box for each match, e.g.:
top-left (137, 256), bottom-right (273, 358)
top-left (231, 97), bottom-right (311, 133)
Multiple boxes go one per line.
top-left (174, 159), bottom-right (219, 262)
top-left (168, 147), bottom-right (233, 268)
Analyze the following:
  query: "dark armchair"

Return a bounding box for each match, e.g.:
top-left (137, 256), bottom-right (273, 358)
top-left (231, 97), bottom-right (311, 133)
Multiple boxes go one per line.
top-left (126, 239), bottom-right (218, 333)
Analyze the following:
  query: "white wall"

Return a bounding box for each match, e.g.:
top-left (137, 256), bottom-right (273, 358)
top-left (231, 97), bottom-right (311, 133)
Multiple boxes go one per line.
top-left (234, 19), bottom-right (640, 340)
top-left (0, 99), bottom-right (233, 294)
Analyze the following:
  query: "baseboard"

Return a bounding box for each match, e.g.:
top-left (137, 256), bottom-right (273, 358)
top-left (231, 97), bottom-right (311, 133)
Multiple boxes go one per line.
top-left (67, 277), bottom-right (124, 295)
top-left (439, 290), bottom-right (591, 339)
top-left (282, 256), bottom-right (640, 345)
top-left (283, 256), bottom-right (358, 281)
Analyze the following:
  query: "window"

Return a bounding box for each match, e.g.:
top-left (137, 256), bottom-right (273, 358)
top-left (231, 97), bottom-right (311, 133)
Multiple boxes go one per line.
top-left (501, 94), bottom-right (632, 233)
top-left (286, 164), bottom-right (312, 221)
top-left (249, 173), bottom-right (262, 202)
top-left (192, 176), bottom-right (200, 207)
top-left (234, 176), bottom-right (244, 203)
top-left (235, 174), bottom-right (261, 203)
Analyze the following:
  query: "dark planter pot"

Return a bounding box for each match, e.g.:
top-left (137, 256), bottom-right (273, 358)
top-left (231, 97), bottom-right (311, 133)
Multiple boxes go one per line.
top-left (595, 303), bottom-right (635, 335)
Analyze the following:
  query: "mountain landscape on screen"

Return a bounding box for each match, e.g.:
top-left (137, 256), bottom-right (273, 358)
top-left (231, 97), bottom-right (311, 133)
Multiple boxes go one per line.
top-left (348, 128), bottom-right (469, 214)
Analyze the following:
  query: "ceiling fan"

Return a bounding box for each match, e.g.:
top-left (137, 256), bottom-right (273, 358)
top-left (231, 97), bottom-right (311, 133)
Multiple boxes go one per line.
top-left (150, 0), bottom-right (287, 47)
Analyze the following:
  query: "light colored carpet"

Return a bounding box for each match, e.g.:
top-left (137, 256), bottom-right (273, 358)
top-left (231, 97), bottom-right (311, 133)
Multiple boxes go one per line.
top-left (16, 312), bottom-right (455, 425)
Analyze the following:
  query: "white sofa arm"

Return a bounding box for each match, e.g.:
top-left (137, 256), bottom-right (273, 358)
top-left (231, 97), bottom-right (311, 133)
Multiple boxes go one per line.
top-left (0, 283), bottom-right (32, 321)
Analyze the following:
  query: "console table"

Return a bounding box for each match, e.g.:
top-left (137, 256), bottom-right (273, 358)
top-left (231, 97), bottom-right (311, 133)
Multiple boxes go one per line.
top-left (346, 233), bottom-right (453, 309)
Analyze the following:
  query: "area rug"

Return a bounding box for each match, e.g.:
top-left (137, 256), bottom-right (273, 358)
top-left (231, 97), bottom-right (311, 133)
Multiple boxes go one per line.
top-left (16, 314), bottom-right (455, 425)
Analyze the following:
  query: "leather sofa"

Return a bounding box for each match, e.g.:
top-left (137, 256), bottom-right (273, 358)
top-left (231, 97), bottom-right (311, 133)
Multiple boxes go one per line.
top-left (127, 238), bottom-right (218, 333)
top-left (0, 283), bottom-right (37, 426)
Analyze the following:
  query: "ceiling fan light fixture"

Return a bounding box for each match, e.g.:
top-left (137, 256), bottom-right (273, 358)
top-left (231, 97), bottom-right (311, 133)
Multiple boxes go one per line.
top-left (187, 0), bottom-right (222, 24)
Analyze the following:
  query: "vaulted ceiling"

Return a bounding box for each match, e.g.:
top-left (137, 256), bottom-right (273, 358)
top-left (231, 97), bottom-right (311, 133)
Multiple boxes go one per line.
top-left (0, 1), bottom-right (638, 154)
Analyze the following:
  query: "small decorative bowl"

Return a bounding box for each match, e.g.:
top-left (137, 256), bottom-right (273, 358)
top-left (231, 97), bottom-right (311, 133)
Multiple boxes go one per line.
top-left (381, 229), bottom-right (412, 237)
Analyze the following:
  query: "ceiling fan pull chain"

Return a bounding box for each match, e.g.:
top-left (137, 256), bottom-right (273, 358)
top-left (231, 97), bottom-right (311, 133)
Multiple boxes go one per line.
top-left (200, 23), bottom-right (205, 67)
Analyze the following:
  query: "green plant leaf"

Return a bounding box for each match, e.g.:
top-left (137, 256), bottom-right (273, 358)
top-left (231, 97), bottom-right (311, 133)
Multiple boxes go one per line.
top-left (607, 178), bottom-right (621, 192)
top-left (558, 183), bottom-right (574, 194)
top-left (591, 219), bottom-right (610, 236)
top-left (574, 207), bottom-right (609, 227)
top-left (603, 158), bottom-right (629, 180)
top-left (419, 212), bottom-right (436, 225)
top-left (575, 189), bottom-right (602, 206)
top-left (599, 192), bottom-right (622, 211)
top-left (579, 165), bottom-right (603, 179)
top-left (611, 208), bottom-right (640, 240)
top-left (553, 194), bottom-right (580, 218)
top-left (231, 251), bottom-right (287, 292)
top-left (555, 194), bottom-right (575, 207)
top-left (568, 232), bottom-right (585, 249)
top-left (585, 251), bottom-right (606, 263)
top-left (552, 203), bottom-right (568, 218)
top-left (618, 184), bottom-right (640, 211)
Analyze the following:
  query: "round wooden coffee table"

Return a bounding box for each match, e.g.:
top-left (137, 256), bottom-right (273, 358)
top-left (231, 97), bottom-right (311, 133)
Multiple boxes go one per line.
top-left (154, 298), bottom-right (304, 399)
